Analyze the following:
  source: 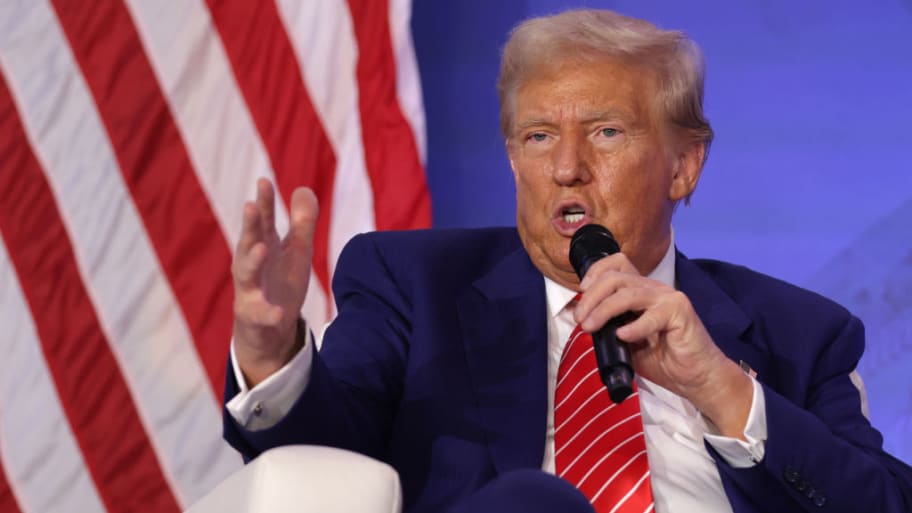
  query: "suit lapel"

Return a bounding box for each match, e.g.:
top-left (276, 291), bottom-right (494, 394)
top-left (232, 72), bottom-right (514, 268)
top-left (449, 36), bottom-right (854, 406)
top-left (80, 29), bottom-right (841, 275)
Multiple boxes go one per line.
top-left (457, 245), bottom-right (549, 475)
top-left (676, 252), bottom-right (772, 382)
top-left (676, 252), bottom-right (773, 513)
top-left (454, 248), bottom-right (774, 488)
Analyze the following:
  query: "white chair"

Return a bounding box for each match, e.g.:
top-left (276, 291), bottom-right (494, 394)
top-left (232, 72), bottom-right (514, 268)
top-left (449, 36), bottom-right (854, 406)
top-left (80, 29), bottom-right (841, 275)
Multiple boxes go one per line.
top-left (186, 445), bottom-right (402, 513)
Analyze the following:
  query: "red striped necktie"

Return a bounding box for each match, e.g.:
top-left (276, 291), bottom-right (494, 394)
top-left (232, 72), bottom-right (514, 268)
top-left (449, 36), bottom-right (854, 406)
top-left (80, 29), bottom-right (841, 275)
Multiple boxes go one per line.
top-left (554, 320), bottom-right (654, 513)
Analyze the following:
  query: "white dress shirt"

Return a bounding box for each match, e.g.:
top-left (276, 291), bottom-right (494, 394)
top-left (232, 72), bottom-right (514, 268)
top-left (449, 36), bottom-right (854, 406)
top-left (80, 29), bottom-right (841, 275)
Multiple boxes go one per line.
top-left (541, 238), bottom-right (766, 513)
top-left (227, 235), bottom-right (768, 512)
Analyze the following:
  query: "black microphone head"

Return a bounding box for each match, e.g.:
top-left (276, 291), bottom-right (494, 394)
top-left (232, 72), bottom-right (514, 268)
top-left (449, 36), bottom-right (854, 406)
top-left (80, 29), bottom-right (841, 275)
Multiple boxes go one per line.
top-left (569, 224), bottom-right (620, 279)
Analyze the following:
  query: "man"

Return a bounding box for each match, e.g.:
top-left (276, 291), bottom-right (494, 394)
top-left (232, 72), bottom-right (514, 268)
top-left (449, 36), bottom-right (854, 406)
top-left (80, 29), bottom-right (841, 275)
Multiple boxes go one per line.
top-left (224, 9), bottom-right (912, 513)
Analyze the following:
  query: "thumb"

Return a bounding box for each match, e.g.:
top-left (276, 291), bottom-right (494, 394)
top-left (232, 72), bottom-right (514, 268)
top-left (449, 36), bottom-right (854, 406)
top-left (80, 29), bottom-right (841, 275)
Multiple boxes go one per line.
top-left (287, 187), bottom-right (318, 251)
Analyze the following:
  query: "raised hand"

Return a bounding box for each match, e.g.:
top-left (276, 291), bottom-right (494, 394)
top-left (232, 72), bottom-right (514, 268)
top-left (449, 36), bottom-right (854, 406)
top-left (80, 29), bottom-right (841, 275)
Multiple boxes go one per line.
top-left (232, 178), bottom-right (318, 387)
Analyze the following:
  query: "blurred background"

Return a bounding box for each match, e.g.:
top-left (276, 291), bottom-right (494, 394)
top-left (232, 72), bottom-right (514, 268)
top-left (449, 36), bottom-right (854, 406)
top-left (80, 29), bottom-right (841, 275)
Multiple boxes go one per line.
top-left (0, 0), bottom-right (908, 511)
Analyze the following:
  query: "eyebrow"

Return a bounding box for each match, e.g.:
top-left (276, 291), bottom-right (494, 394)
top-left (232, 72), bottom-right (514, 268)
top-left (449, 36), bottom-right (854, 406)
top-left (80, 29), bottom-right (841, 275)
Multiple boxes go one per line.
top-left (514, 118), bottom-right (554, 132)
top-left (514, 108), bottom-right (632, 132)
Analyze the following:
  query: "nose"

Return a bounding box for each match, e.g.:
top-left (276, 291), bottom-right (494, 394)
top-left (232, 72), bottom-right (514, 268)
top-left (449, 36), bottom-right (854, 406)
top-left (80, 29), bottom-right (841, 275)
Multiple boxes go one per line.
top-left (552, 133), bottom-right (591, 186)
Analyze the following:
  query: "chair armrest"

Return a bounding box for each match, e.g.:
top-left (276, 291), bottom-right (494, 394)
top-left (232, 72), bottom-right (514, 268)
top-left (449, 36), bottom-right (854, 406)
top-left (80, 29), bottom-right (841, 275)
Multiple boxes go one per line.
top-left (186, 445), bottom-right (401, 513)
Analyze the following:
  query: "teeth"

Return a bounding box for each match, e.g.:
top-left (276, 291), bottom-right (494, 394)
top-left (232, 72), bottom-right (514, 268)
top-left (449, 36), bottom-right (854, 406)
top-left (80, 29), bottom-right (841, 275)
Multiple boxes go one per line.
top-left (563, 213), bottom-right (584, 223)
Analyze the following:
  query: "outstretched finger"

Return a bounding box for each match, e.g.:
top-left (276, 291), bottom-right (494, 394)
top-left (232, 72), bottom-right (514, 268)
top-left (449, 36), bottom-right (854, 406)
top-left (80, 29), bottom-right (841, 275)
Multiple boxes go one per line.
top-left (255, 177), bottom-right (278, 240)
top-left (236, 201), bottom-right (263, 255)
top-left (287, 187), bottom-right (319, 251)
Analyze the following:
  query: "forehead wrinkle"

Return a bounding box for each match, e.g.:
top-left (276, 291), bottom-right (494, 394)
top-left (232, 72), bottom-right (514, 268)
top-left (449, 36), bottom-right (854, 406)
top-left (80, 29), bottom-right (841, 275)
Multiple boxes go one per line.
top-left (511, 62), bottom-right (656, 135)
top-left (515, 106), bottom-right (634, 131)
top-left (579, 108), bottom-right (634, 124)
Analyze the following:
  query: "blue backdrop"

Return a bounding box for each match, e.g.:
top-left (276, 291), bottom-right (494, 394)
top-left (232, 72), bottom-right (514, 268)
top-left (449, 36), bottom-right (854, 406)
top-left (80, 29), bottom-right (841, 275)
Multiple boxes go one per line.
top-left (412, 0), bottom-right (912, 462)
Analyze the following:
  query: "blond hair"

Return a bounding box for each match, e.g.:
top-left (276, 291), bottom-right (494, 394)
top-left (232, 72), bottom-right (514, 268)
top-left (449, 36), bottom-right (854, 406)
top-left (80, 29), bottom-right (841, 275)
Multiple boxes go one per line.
top-left (498, 9), bottom-right (713, 158)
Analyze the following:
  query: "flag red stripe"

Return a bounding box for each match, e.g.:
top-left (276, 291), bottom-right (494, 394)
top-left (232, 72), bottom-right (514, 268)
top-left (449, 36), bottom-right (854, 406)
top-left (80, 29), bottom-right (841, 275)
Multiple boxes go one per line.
top-left (49, 0), bottom-right (232, 397)
top-left (0, 72), bottom-right (180, 513)
top-left (347, 0), bottom-right (431, 230)
top-left (0, 453), bottom-right (23, 513)
top-left (204, 0), bottom-right (337, 297)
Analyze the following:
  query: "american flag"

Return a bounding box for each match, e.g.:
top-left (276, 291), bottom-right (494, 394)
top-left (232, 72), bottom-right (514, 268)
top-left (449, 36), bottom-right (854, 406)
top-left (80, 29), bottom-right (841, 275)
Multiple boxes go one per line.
top-left (0, 0), bottom-right (430, 511)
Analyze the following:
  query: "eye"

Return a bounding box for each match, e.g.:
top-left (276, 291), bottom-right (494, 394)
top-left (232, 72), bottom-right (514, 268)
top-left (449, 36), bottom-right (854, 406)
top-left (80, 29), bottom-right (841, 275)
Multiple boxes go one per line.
top-left (600, 127), bottom-right (619, 138)
top-left (528, 132), bottom-right (548, 142)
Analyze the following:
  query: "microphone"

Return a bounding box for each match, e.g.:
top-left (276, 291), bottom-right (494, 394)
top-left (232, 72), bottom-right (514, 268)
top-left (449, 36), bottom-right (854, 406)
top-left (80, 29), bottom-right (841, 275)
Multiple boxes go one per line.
top-left (569, 224), bottom-right (635, 404)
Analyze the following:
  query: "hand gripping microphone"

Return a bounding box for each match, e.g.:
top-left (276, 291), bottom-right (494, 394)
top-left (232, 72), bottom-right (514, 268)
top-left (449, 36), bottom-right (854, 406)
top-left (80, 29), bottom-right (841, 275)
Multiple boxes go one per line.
top-left (569, 224), bottom-right (635, 403)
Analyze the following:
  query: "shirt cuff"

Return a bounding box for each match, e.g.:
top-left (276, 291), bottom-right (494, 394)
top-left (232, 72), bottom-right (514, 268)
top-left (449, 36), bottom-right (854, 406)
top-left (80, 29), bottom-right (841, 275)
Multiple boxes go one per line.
top-left (703, 376), bottom-right (767, 468)
top-left (225, 325), bottom-right (315, 431)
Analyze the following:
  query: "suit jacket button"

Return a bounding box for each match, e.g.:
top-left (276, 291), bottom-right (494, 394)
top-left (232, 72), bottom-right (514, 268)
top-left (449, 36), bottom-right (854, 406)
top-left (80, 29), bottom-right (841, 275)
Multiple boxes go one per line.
top-left (795, 479), bottom-right (808, 492)
top-left (813, 493), bottom-right (827, 507)
top-left (784, 466), bottom-right (800, 483)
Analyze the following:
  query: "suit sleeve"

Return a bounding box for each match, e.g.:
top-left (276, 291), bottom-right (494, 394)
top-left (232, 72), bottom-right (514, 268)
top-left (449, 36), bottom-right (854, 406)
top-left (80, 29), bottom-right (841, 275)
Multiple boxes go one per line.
top-left (222, 233), bottom-right (410, 462)
top-left (710, 314), bottom-right (912, 513)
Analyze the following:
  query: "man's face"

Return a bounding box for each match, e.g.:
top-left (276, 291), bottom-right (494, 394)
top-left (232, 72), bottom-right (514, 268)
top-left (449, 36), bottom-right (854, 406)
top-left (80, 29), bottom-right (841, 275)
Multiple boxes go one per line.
top-left (507, 57), bottom-right (701, 290)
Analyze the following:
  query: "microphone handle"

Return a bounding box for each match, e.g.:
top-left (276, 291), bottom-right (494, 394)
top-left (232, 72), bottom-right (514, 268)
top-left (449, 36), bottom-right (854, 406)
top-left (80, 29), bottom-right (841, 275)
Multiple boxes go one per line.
top-left (592, 312), bottom-right (637, 403)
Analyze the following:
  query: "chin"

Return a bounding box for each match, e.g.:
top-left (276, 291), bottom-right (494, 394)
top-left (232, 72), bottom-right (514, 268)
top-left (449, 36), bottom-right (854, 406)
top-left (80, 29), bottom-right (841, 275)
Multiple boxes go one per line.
top-left (546, 251), bottom-right (576, 280)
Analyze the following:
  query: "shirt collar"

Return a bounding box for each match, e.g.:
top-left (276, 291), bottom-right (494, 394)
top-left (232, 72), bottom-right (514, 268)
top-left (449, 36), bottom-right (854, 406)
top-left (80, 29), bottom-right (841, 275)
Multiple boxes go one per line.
top-left (544, 230), bottom-right (677, 319)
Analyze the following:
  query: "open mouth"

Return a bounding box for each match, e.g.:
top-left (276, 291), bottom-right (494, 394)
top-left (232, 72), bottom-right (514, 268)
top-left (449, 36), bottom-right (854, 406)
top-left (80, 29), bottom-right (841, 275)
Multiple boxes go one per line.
top-left (552, 201), bottom-right (591, 235)
top-left (561, 205), bottom-right (586, 224)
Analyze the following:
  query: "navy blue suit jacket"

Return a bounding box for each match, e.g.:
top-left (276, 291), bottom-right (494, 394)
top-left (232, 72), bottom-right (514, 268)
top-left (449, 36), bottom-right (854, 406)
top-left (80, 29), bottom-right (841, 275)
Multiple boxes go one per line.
top-left (224, 227), bottom-right (912, 512)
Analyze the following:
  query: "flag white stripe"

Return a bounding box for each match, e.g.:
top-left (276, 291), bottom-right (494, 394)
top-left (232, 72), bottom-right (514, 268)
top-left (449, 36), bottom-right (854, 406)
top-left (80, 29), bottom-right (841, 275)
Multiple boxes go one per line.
top-left (0, 1), bottom-right (427, 509)
top-left (388, 0), bottom-right (427, 163)
top-left (123, 0), bottom-right (284, 246)
top-left (275, 0), bottom-right (376, 300)
top-left (0, 237), bottom-right (106, 513)
top-left (0, 0), bottom-right (239, 506)
top-left (123, 0), bottom-right (330, 332)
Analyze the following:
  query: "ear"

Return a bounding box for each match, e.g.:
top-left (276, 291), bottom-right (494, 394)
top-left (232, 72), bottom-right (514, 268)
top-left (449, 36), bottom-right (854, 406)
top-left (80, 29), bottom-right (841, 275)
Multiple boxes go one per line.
top-left (668, 141), bottom-right (705, 202)
top-left (505, 139), bottom-right (520, 179)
